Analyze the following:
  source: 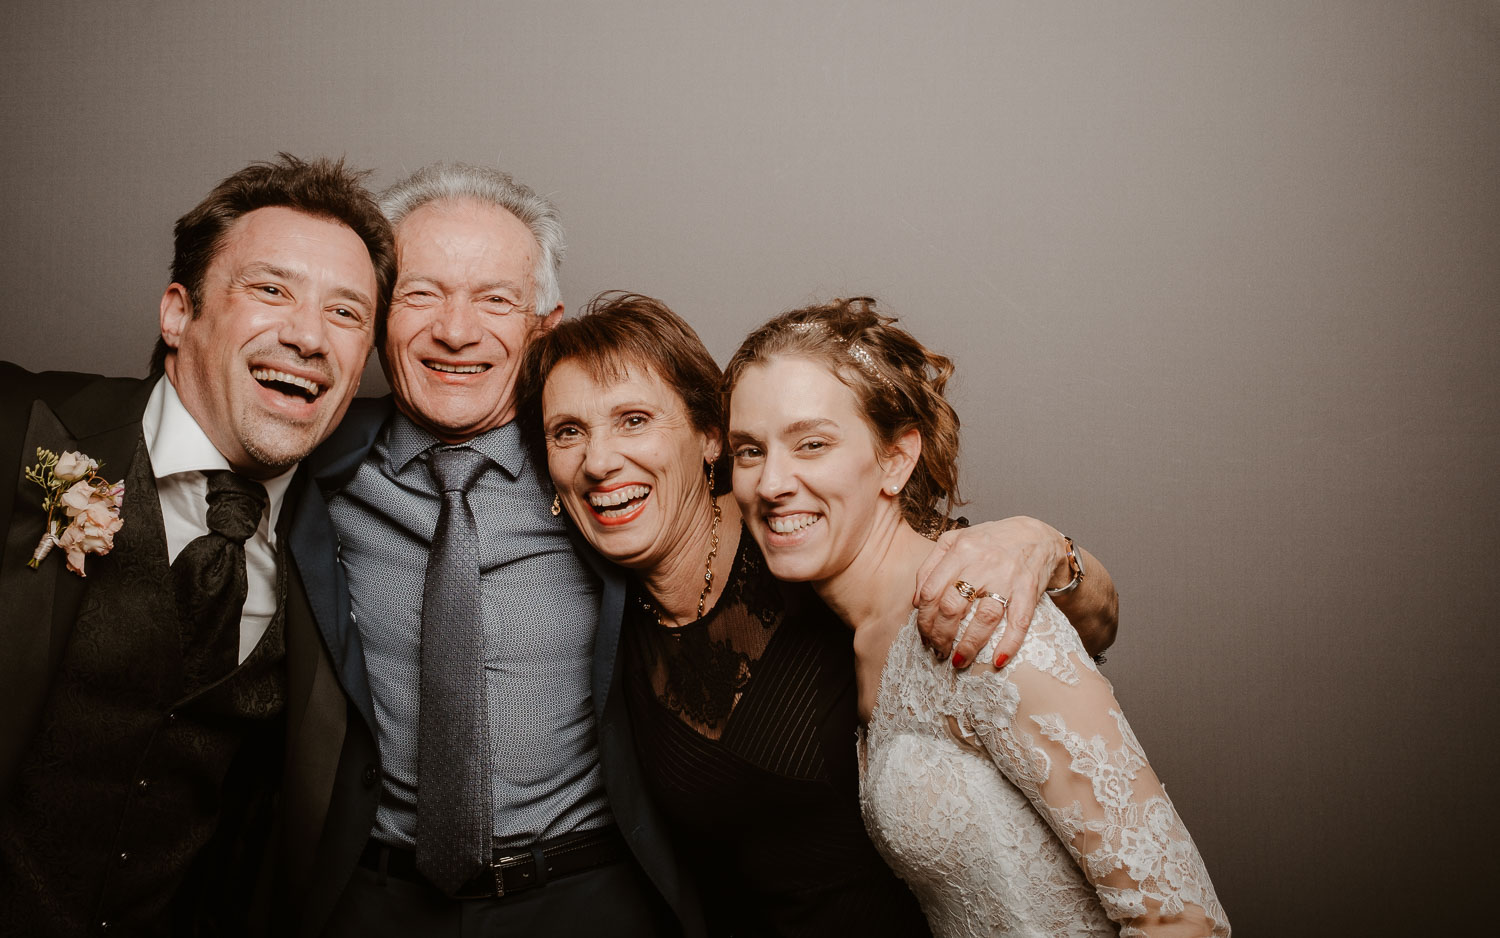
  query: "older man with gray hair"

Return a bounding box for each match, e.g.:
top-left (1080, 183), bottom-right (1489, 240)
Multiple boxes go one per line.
top-left (274, 162), bottom-right (698, 937)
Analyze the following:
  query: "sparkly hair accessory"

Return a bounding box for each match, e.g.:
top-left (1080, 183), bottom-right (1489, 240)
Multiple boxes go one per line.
top-left (788, 322), bottom-right (898, 394)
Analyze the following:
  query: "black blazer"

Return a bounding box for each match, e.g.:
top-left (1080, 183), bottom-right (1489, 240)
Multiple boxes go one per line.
top-left (0, 364), bottom-right (310, 928)
top-left (275, 397), bottom-right (705, 938)
top-left (0, 365), bottom-right (169, 792)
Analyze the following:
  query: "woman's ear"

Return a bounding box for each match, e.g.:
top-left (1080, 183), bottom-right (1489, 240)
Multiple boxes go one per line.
top-left (884, 428), bottom-right (921, 495)
top-left (701, 429), bottom-right (723, 466)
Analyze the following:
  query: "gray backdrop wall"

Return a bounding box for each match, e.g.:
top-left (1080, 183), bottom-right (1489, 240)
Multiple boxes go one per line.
top-left (4, 1), bottom-right (1497, 932)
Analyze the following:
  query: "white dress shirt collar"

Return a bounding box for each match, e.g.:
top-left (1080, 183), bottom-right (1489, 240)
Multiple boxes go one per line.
top-left (141, 375), bottom-right (295, 541)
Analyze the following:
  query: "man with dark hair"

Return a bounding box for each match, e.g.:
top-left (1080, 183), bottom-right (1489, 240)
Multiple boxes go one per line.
top-left (0, 153), bottom-right (394, 934)
top-left (149, 153), bottom-right (397, 375)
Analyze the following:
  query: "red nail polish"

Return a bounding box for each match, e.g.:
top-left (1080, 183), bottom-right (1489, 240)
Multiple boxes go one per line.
top-left (993, 653), bottom-right (1009, 670)
top-left (951, 652), bottom-right (967, 668)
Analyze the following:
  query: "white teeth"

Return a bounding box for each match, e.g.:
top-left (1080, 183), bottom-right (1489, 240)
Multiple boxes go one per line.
top-left (589, 485), bottom-right (650, 508)
top-left (768, 513), bottom-right (820, 534)
top-left (251, 368), bottom-right (322, 395)
top-left (428, 362), bottom-right (488, 374)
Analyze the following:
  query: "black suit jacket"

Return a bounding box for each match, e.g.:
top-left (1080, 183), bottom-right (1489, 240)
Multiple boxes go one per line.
top-left (276, 397), bottom-right (705, 938)
top-left (0, 363), bottom-right (313, 929)
top-left (0, 365), bottom-right (165, 793)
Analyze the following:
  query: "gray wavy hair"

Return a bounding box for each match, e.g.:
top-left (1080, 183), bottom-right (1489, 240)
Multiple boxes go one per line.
top-left (379, 161), bottom-right (565, 317)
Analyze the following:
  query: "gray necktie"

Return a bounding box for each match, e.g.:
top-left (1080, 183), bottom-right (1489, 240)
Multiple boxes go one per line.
top-left (415, 445), bottom-right (493, 894)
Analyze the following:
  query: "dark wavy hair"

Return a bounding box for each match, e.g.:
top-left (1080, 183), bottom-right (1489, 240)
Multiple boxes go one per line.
top-left (149, 153), bottom-right (395, 373)
top-left (722, 296), bottom-right (964, 533)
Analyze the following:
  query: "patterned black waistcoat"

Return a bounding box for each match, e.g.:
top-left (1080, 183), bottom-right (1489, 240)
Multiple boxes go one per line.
top-left (0, 437), bottom-right (287, 936)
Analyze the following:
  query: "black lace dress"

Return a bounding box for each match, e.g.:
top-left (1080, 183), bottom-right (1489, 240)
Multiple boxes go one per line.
top-left (622, 527), bottom-right (932, 937)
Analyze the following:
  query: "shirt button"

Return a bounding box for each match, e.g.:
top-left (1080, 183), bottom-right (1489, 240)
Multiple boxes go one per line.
top-left (137, 778), bottom-right (150, 792)
top-left (362, 765), bottom-right (378, 788)
top-left (118, 851), bottom-right (130, 864)
top-left (166, 712), bottom-right (178, 723)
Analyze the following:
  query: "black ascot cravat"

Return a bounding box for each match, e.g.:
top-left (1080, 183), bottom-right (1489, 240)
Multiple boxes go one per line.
top-left (416, 445), bottom-right (493, 894)
top-left (173, 470), bottom-right (268, 681)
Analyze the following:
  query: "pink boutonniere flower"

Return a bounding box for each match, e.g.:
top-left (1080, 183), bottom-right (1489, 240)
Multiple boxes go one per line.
top-left (25, 448), bottom-right (125, 577)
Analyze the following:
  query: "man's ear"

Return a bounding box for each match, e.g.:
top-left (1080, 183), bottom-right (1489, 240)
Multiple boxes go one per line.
top-left (885, 428), bottom-right (922, 494)
top-left (538, 303), bottom-right (565, 334)
top-left (160, 283), bottom-right (192, 350)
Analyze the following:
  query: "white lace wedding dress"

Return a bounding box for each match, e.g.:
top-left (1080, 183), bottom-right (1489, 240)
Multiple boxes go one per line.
top-left (858, 597), bottom-right (1229, 937)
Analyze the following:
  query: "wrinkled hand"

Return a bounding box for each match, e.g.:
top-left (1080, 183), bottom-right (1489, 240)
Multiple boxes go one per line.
top-left (913, 516), bottom-right (1068, 671)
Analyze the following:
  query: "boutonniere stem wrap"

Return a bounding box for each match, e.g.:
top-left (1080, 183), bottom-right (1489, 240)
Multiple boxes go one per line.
top-left (25, 448), bottom-right (124, 577)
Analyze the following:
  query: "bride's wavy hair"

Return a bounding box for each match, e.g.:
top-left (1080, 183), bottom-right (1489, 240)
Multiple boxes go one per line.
top-left (723, 297), bottom-right (964, 534)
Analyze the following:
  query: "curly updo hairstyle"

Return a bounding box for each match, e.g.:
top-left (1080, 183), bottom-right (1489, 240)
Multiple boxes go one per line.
top-left (722, 297), bottom-right (964, 533)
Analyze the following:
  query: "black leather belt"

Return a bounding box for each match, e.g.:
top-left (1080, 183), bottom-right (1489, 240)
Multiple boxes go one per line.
top-left (359, 826), bottom-right (628, 899)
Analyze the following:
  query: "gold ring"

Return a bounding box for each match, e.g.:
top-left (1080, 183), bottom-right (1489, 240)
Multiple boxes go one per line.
top-left (983, 591), bottom-right (1009, 607)
top-left (953, 579), bottom-right (978, 601)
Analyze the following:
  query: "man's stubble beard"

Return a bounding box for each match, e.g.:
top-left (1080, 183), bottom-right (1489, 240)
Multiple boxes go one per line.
top-left (236, 407), bottom-right (324, 474)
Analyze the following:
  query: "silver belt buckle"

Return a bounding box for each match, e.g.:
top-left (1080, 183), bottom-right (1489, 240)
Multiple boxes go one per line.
top-left (490, 851), bottom-right (528, 897)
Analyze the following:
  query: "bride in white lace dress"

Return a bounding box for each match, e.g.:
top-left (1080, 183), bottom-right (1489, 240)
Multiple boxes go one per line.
top-left (724, 298), bottom-right (1229, 937)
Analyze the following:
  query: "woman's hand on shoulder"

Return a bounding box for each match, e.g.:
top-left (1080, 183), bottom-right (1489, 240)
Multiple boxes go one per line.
top-left (913, 516), bottom-right (1069, 672)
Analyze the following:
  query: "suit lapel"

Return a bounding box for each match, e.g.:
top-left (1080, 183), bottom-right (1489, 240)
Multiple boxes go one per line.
top-left (0, 375), bottom-right (153, 791)
top-left (53, 376), bottom-right (158, 638)
top-left (287, 475), bottom-right (375, 733)
top-left (279, 472), bottom-right (346, 882)
top-left (568, 525), bottom-right (627, 714)
top-left (287, 396), bottom-right (391, 732)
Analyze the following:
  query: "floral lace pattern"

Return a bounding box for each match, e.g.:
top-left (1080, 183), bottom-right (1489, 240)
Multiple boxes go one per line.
top-left (625, 525), bottom-right (782, 738)
top-left (858, 597), bottom-right (1229, 937)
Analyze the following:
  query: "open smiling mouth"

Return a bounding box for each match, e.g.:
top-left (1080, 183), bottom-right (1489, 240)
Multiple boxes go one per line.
top-left (252, 367), bottom-right (326, 404)
top-left (589, 484), bottom-right (651, 520)
top-left (425, 361), bottom-right (491, 375)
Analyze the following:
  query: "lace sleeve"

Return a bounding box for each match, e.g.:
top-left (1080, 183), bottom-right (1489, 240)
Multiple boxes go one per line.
top-left (961, 599), bottom-right (1230, 937)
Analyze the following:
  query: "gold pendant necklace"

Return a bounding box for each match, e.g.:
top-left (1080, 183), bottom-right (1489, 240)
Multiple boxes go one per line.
top-left (637, 494), bottom-right (722, 627)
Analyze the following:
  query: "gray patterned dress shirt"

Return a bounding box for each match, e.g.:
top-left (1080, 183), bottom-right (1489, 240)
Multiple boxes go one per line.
top-left (328, 413), bottom-right (611, 849)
